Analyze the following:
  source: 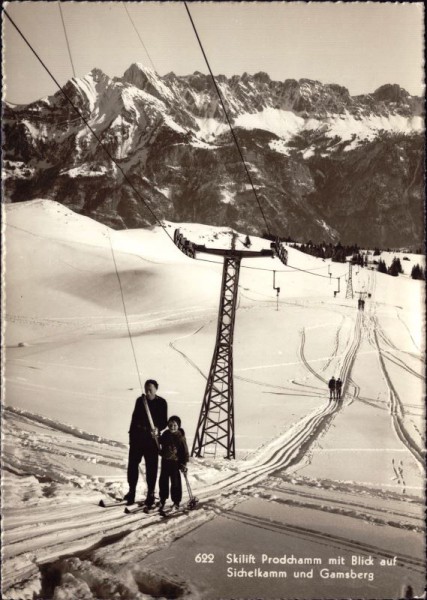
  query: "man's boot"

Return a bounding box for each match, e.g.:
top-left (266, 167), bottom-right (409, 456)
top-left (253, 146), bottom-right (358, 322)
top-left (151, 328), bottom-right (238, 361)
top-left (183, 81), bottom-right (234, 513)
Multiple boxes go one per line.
top-left (123, 490), bottom-right (135, 505)
top-left (144, 492), bottom-right (155, 508)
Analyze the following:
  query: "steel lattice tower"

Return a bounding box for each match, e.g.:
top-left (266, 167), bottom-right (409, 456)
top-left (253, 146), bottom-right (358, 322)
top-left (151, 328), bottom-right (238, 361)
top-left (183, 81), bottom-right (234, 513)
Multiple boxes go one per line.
top-left (192, 256), bottom-right (240, 458)
top-left (345, 261), bottom-right (354, 299)
top-left (173, 230), bottom-right (288, 458)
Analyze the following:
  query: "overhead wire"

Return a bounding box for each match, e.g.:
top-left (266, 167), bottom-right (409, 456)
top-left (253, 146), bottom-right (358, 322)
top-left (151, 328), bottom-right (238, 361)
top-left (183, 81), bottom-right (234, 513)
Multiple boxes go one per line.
top-left (195, 254), bottom-right (345, 280)
top-left (183, 1), bottom-right (272, 238)
top-left (107, 230), bottom-right (144, 392)
top-left (5, 8), bottom-right (345, 286)
top-left (122, 2), bottom-right (157, 73)
top-left (181, 3), bottom-right (349, 283)
top-left (4, 6), bottom-right (165, 393)
top-left (3, 8), bottom-right (174, 247)
top-left (58, 1), bottom-right (76, 78)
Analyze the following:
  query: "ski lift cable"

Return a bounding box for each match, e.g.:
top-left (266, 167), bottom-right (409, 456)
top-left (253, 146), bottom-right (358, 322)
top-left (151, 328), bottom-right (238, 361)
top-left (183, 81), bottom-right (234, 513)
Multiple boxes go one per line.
top-left (194, 255), bottom-right (344, 280)
top-left (107, 230), bottom-right (144, 392)
top-left (123, 2), bottom-right (246, 248)
top-left (184, 1), bottom-right (272, 238)
top-left (6, 9), bottom-right (350, 286)
top-left (122, 2), bottom-right (157, 73)
top-left (5, 7), bottom-right (150, 392)
top-left (3, 9), bottom-right (175, 246)
top-left (57, 1), bottom-right (76, 78)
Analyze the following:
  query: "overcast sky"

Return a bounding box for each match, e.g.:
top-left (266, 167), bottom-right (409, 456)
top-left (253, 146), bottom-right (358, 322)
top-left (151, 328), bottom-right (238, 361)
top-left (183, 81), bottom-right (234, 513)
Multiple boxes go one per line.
top-left (3, 1), bottom-right (425, 105)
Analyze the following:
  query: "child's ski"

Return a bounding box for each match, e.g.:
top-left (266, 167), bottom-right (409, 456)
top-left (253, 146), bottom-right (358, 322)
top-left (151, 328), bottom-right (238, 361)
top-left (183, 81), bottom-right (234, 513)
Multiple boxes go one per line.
top-left (159, 506), bottom-right (187, 518)
top-left (159, 499), bottom-right (201, 518)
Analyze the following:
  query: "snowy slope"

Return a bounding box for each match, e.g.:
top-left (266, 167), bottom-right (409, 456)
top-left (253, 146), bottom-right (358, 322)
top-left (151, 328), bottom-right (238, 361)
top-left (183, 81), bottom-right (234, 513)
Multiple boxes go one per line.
top-left (2, 200), bottom-right (425, 599)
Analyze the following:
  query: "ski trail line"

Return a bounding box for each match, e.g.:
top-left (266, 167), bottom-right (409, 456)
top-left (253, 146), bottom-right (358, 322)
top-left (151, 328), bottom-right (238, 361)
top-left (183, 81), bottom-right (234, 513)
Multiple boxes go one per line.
top-left (223, 509), bottom-right (425, 573)
top-left (0, 304), bottom-right (391, 588)
top-left (372, 325), bottom-right (424, 467)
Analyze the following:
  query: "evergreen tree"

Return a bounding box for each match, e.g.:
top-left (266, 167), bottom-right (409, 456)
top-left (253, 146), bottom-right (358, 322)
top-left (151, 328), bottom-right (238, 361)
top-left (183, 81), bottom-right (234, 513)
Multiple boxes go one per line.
top-left (377, 259), bottom-right (387, 274)
top-left (411, 264), bottom-right (425, 280)
top-left (388, 257), bottom-right (403, 277)
top-left (332, 244), bottom-right (347, 263)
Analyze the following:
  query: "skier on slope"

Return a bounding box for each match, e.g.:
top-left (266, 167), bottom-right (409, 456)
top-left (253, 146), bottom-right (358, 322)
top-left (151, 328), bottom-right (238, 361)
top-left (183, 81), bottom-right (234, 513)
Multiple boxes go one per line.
top-left (158, 415), bottom-right (189, 513)
top-left (328, 376), bottom-right (336, 401)
top-left (124, 379), bottom-right (168, 507)
top-left (335, 377), bottom-right (342, 400)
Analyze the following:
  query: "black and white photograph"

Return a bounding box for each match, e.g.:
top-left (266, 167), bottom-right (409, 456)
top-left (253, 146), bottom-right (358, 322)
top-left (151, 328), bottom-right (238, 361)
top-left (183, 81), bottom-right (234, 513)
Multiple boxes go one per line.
top-left (2, 2), bottom-right (425, 599)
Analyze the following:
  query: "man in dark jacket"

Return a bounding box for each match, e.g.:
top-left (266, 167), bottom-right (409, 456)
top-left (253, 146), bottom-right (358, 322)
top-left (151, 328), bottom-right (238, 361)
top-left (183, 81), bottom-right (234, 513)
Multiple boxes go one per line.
top-left (124, 379), bottom-right (168, 506)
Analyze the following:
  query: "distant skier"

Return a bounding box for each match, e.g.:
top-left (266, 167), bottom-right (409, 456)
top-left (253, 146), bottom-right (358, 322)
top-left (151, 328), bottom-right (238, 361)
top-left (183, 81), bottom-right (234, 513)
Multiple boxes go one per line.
top-left (357, 298), bottom-right (362, 310)
top-left (158, 415), bottom-right (189, 512)
top-left (124, 379), bottom-right (168, 507)
top-left (328, 376), bottom-right (336, 401)
top-left (361, 299), bottom-right (365, 311)
top-left (336, 377), bottom-right (342, 399)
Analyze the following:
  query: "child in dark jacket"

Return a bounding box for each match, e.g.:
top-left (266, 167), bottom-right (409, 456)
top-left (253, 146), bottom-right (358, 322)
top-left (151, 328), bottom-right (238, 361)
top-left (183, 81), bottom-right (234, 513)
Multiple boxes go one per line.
top-left (159, 415), bottom-right (189, 510)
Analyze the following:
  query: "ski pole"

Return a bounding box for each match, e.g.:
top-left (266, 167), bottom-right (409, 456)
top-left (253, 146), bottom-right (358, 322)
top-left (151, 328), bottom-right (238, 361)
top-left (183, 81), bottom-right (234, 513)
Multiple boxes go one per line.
top-left (183, 469), bottom-right (199, 508)
top-left (142, 395), bottom-right (160, 451)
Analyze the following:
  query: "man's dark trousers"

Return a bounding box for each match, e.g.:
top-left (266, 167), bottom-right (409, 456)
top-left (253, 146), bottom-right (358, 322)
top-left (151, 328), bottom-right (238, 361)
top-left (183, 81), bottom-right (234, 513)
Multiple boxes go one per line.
top-left (127, 434), bottom-right (159, 498)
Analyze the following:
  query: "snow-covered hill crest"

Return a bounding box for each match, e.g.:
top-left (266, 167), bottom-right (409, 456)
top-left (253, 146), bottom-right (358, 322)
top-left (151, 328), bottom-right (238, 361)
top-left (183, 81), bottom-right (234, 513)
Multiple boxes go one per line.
top-left (3, 199), bottom-right (425, 600)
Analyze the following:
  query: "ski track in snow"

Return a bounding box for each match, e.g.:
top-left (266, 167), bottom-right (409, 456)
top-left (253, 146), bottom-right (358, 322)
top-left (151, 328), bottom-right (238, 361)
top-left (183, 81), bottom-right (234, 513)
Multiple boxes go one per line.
top-left (1, 300), bottom-right (384, 596)
top-left (169, 317), bottom-right (325, 398)
top-left (362, 283), bottom-right (424, 467)
top-left (373, 316), bottom-right (425, 380)
top-left (4, 207), bottom-right (425, 598)
top-left (396, 308), bottom-right (422, 355)
top-left (260, 482), bottom-right (423, 531)
top-left (373, 325), bottom-right (424, 467)
top-left (222, 508), bottom-right (424, 574)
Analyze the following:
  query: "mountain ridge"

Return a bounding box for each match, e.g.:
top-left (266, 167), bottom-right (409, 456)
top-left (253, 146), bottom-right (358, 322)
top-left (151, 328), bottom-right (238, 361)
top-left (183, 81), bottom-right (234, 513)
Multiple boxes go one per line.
top-left (3, 65), bottom-right (424, 248)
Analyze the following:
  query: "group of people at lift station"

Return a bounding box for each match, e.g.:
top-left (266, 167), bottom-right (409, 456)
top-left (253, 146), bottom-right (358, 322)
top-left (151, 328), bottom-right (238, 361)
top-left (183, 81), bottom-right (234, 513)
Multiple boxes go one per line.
top-left (328, 376), bottom-right (343, 401)
top-left (358, 298), bottom-right (366, 311)
top-left (123, 379), bottom-right (194, 514)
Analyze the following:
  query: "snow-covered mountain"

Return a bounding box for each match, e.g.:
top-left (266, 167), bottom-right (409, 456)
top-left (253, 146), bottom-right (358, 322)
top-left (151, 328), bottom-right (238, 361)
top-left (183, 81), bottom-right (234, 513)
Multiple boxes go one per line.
top-left (3, 64), bottom-right (424, 247)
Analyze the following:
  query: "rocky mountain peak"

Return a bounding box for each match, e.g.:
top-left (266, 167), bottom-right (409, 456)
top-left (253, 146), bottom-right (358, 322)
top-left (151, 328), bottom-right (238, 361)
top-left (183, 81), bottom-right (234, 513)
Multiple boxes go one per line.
top-left (373, 83), bottom-right (411, 102)
top-left (121, 63), bottom-right (173, 103)
top-left (253, 71), bottom-right (271, 84)
top-left (122, 62), bottom-right (156, 85)
top-left (3, 66), bottom-right (424, 248)
top-left (87, 67), bottom-right (110, 84)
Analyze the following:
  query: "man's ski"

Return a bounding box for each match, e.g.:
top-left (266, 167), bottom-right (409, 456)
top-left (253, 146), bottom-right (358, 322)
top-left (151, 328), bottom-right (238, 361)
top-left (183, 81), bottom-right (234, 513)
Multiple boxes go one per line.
top-left (124, 500), bottom-right (160, 515)
top-left (143, 505), bottom-right (158, 514)
top-left (124, 502), bottom-right (146, 514)
top-left (98, 499), bottom-right (128, 508)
